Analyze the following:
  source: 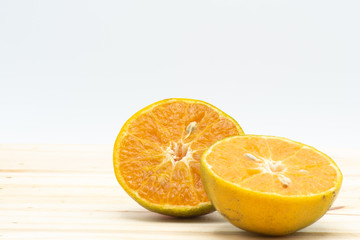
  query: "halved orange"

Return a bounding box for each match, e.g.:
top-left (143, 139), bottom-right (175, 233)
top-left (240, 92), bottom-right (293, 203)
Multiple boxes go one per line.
top-left (113, 98), bottom-right (244, 217)
top-left (201, 135), bottom-right (342, 235)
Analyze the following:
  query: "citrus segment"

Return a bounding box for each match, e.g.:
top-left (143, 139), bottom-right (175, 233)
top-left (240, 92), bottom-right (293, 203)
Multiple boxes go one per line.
top-left (113, 98), bottom-right (243, 217)
top-left (201, 135), bottom-right (342, 235)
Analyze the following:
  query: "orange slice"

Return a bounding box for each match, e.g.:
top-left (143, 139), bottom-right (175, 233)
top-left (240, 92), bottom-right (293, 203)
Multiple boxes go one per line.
top-left (201, 135), bottom-right (342, 235)
top-left (113, 98), bottom-right (244, 217)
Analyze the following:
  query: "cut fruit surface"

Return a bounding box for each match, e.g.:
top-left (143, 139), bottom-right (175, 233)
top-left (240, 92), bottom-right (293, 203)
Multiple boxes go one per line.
top-left (201, 135), bottom-right (342, 235)
top-left (113, 98), bottom-right (243, 217)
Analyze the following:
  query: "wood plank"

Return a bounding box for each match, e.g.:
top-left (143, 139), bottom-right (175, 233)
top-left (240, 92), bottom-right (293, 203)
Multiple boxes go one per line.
top-left (0, 144), bottom-right (359, 240)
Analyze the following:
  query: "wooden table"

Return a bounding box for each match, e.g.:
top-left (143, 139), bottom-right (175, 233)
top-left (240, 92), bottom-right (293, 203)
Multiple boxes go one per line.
top-left (1, 144), bottom-right (359, 239)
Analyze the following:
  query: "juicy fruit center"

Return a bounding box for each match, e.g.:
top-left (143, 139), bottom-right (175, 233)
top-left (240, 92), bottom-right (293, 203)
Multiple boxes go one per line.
top-left (244, 153), bottom-right (291, 187)
top-left (167, 141), bottom-right (193, 163)
top-left (164, 121), bottom-right (198, 164)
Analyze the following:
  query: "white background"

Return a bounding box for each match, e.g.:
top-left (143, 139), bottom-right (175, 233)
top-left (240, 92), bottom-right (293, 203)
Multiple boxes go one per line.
top-left (1, 1), bottom-right (359, 150)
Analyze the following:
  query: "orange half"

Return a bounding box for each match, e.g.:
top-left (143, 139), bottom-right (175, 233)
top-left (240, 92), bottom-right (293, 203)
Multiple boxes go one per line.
top-left (201, 135), bottom-right (343, 235)
top-left (113, 98), bottom-right (243, 217)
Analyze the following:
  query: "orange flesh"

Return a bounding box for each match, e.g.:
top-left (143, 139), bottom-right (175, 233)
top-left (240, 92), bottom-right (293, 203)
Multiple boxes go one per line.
top-left (205, 136), bottom-right (339, 196)
top-left (114, 100), bottom-right (242, 206)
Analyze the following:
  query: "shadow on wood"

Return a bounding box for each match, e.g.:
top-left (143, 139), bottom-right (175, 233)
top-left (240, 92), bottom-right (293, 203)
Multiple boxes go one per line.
top-left (117, 210), bottom-right (226, 223)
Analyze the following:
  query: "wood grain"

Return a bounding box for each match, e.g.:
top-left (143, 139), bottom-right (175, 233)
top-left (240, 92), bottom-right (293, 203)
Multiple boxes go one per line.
top-left (1, 144), bottom-right (359, 239)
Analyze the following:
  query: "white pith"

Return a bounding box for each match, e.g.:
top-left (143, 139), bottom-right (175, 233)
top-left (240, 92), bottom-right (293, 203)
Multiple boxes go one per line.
top-left (244, 153), bottom-right (291, 187)
top-left (163, 122), bottom-right (197, 166)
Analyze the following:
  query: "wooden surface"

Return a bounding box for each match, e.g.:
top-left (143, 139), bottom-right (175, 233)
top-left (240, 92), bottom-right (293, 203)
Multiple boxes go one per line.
top-left (1, 144), bottom-right (359, 240)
